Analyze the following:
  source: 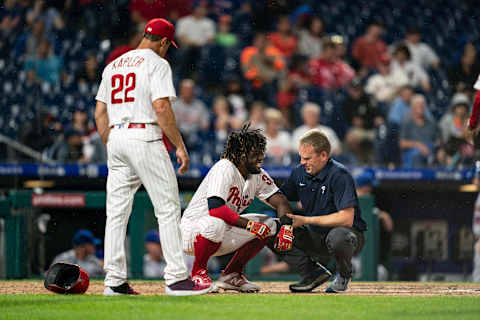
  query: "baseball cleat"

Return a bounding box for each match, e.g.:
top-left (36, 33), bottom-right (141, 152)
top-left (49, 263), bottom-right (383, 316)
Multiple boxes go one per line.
top-left (192, 269), bottom-right (219, 293)
top-left (103, 282), bottom-right (140, 296)
top-left (216, 271), bottom-right (260, 293)
top-left (289, 263), bottom-right (332, 293)
top-left (325, 273), bottom-right (350, 293)
top-left (165, 277), bottom-right (213, 296)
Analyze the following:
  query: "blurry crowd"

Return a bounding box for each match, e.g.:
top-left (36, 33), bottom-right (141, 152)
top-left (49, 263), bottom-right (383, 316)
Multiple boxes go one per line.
top-left (1, 0), bottom-right (479, 168)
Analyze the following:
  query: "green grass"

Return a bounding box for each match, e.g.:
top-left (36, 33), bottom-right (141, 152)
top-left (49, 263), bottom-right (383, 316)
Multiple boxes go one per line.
top-left (0, 295), bottom-right (479, 320)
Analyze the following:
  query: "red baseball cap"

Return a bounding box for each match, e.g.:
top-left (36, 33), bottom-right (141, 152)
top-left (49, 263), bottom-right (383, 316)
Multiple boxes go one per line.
top-left (144, 18), bottom-right (178, 48)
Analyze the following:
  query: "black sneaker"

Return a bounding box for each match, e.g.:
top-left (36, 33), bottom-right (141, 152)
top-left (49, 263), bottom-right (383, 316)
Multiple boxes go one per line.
top-left (289, 263), bottom-right (332, 293)
top-left (103, 282), bottom-right (140, 296)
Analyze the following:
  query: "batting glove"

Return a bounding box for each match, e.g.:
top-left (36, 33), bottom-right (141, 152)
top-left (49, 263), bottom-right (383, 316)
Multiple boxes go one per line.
top-left (274, 225), bottom-right (294, 251)
top-left (246, 220), bottom-right (271, 240)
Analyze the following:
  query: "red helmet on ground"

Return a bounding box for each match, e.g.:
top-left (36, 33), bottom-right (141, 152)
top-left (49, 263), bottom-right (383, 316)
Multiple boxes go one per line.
top-left (44, 262), bottom-right (90, 294)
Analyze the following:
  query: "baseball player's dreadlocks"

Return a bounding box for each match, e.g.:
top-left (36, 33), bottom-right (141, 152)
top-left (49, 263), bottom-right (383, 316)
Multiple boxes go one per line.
top-left (221, 123), bottom-right (266, 166)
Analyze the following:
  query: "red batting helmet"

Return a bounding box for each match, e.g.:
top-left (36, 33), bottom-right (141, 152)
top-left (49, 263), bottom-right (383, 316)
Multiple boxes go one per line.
top-left (44, 262), bottom-right (90, 294)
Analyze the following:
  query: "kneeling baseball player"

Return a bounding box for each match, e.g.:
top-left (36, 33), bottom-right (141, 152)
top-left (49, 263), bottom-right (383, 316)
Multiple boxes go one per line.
top-left (180, 124), bottom-right (294, 292)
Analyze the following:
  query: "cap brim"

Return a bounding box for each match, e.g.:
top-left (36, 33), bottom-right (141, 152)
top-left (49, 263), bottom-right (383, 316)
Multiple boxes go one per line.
top-left (171, 40), bottom-right (178, 49)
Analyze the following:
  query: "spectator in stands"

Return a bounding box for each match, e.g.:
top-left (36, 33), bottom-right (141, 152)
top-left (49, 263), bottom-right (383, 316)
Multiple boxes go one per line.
top-left (291, 102), bottom-right (341, 155)
top-left (309, 39), bottom-right (355, 90)
top-left (248, 101), bottom-right (266, 131)
top-left (0, 0), bottom-right (24, 58)
top-left (225, 77), bottom-right (248, 122)
top-left (231, 0), bottom-right (254, 46)
top-left (448, 42), bottom-right (480, 97)
top-left (297, 16), bottom-right (324, 59)
top-left (399, 94), bottom-right (439, 168)
top-left (130, 0), bottom-right (169, 24)
top-left (143, 230), bottom-right (166, 278)
top-left (351, 22), bottom-right (388, 71)
top-left (64, 108), bottom-right (106, 164)
top-left (263, 108), bottom-right (292, 165)
top-left (172, 79), bottom-right (210, 150)
top-left (176, 1), bottom-right (215, 78)
top-left (0, 0), bottom-right (22, 36)
top-left (391, 44), bottom-right (430, 92)
top-left (365, 54), bottom-right (409, 103)
top-left (19, 109), bottom-right (61, 158)
top-left (403, 27), bottom-right (440, 70)
top-left (211, 95), bottom-right (242, 142)
top-left (342, 78), bottom-right (381, 164)
top-left (352, 173), bottom-right (392, 281)
top-left (439, 93), bottom-right (470, 143)
top-left (438, 93), bottom-right (474, 167)
top-left (105, 25), bottom-right (143, 65)
top-left (388, 85), bottom-right (434, 125)
top-left (14, 17), bottom-right (46, 60)
top-left (52, 229), bottom-right (104, 278)
top-left (215, 14), bottom-right (237, 48)
top-left (388, 85), bottom-right (415, 125)
top-left (343, 77), bottom-right (379, 130)
top-left (240, 32), bottom-right (285, 104)
top-left (71, 0), bottom-right (117, 40)
top-left (76, 51), bottom-right (100, 86)
top-left (66, 108), bottom-right (89, 136)
top-left (52, 128), bottom-right (86, 163)
top-left (26, 0), bottom-right (64, 38)
top-left (276, 55), bottom-right (310, 123)
top-left (24, 38), bottom-right (63, 84)
top-left (268, 15), bottom-right (298, 59)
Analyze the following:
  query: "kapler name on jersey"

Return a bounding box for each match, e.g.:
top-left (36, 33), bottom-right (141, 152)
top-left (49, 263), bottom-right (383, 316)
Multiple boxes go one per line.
top-left (227, 186), bottom-right (253, 208)
top-left (112, 56), bottom-right (145, 69)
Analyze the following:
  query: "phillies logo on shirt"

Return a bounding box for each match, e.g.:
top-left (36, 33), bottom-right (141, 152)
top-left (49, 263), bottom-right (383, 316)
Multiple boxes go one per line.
top-left (227, 186), bottom-right (253, 209)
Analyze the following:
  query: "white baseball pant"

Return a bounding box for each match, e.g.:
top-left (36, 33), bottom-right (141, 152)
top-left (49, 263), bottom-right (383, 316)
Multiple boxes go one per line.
top-left (104, 129), bottom-right (188, 287)
top-left (181, 213), bottom-right (278, 256)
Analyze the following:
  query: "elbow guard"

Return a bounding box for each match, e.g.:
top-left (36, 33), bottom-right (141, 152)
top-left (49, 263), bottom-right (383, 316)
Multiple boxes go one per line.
top-left (209, 205), bottom-right (240, 225)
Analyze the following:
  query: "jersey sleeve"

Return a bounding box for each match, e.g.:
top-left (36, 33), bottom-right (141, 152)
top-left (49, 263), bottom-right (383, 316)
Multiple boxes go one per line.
top-left (205, 161), bottom-right (236, 201)
top-left (95, 71), bottom-right (108, 103)
top-left (255, 169), bottom-right (279, 200)
top-left (150, 60), bottom-right (176, 102)
top-left (331, 171), bottom-right (358, 211)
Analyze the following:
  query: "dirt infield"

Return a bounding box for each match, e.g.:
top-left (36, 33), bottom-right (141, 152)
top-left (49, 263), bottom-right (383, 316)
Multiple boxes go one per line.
top-left (1, 281), bottom-right (480, 296)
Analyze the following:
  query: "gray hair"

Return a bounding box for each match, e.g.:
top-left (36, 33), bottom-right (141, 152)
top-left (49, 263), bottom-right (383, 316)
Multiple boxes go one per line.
top-left (301, 102), bottom-right (321, 117)
top-left (411, 94), bottom-right (426, 106)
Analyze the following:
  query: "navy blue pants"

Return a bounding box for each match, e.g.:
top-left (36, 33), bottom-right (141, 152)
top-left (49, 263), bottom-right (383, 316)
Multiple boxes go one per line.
top-left (272, 226), bottom-right (365, 279)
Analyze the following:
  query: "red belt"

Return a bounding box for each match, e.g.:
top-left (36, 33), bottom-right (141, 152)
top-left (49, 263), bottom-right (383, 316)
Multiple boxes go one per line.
top-left (110, 123), bottom-right (150, 129)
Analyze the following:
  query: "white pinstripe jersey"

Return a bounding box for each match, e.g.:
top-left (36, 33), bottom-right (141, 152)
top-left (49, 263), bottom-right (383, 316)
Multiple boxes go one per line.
top-left (96, 48), bottom-right (176, 126)
top-left (182, 159), bottom-right (279, 220)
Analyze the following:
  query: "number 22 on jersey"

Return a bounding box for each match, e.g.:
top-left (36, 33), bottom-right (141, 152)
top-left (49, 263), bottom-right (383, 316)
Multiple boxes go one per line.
top-left (111, 73), bottom-right (136, 104)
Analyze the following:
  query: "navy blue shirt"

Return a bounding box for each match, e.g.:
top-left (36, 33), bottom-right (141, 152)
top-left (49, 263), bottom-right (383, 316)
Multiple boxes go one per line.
top-left (281, 158), bottom-right (367, 234)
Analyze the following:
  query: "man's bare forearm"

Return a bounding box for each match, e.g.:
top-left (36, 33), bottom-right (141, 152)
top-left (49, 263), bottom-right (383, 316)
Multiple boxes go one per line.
top-left (267, 193), bottom-right (293, 218)
top-left (307, 208), bottom-right (354, 227)
top-left (153, 98), bottom-right (186, 150)
top-left (94, 101), bottom-right (110, 145)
